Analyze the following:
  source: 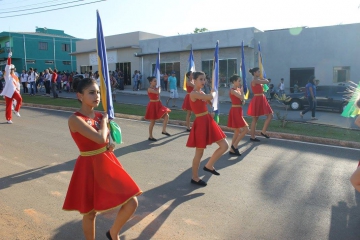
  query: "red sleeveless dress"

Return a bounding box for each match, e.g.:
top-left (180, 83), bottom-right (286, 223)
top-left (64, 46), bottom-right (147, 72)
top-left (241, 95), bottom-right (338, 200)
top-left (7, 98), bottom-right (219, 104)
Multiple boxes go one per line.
top-left (144, 89), bottom-right (171, 120)
top-left (186, 92), bottom-right (226, 149)
top-left (247, 83), bottom-right (273, 117)
top-left (227, 88), bottom-right (248, 128)
top-left (182, 85), bottom-right (194, 111)
top-left (63, 112), bottom-right (142, 214)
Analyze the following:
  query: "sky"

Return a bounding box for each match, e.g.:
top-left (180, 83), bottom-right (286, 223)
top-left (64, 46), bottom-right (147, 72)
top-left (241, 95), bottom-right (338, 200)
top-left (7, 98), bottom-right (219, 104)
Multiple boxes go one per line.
top-left (0, 0), bottom-right (359, 39)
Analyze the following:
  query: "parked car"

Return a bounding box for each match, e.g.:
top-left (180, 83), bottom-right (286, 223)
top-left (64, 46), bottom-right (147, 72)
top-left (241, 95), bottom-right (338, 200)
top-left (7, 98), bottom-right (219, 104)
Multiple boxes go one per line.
top-left (285, 85), bottom-right (348, 113)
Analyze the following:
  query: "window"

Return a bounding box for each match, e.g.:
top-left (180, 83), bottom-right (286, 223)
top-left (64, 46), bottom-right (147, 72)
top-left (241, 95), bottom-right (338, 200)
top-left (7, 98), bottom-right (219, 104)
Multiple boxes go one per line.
top-left (26, 60), bottom-right (36, 64)
top-left (333, 66), bottom-right (350, 83)
top-left (39, 42), bottom-right (48, 50)
top-left (45, 60), bottom-right (54, 64)
top-left (62, 43), bottom-right (70, 52)
top-left (202, 59), bottom-right (237, 87)
top-left (63, 61), bottom-right (71, 65)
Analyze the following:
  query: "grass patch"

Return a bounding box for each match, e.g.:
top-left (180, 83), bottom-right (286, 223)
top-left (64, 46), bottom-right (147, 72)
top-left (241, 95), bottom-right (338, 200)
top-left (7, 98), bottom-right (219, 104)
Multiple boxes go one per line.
top-left (21, 95), bottom-right (360, 142)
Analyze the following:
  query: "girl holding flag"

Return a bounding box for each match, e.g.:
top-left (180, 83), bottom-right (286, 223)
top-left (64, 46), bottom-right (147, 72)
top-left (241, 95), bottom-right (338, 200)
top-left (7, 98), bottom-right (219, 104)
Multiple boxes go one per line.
top-left (145, 76), bottom-right (171, 141)
top-left (186, 71), bottom-right (228, 186)
top-left (227, 74), bottom-right (249, 155)
top-left (63, 78), bottom-right (142, 240)
top-left (182, 71), bottom-right (194, 131)
top-left (247, 67), bottom-right (273, 141)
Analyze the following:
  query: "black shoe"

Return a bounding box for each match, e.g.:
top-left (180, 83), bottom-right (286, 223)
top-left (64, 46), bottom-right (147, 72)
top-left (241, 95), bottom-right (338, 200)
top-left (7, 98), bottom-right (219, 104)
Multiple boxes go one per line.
top-left (106, 230), bottom-right (112, 240)
top-left (162, 132), bottom-right (171, 136)
top-left (203, 166), bottom-right (220, 175)
top-left (191, 179), bottom-right (207, 186)
top-left (261, 132), bottom-right (270, 139)
top-left (148, 137), bottom-right (157, 141)
top-left (229, 151), bottom-right (241, 156)
top-left (250, 137), bottom-right (260, 142)
top-left (186, 128), bottom-right (191, 132)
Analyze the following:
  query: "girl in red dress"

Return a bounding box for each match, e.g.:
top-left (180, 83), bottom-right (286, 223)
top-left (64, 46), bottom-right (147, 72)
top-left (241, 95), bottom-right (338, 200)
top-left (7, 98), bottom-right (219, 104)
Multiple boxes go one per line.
top-left (227, 74), bottom-right (249, 156)
top-left (186, 71), bottom-right (228, 186)
top-left (63, 78), bottom-right (142, 240)
top-left (182, 71), bottom-right (194, 131)
top-left (247, 67), bottom-right (273, 142)
top-left (145, 76), bottom-right (171, 141)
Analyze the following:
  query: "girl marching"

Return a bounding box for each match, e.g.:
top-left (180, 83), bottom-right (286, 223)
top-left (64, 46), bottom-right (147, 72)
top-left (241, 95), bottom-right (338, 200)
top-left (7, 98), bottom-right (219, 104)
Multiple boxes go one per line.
top-left (227, 74), bottom-right (249, 156)
top-left (63, 78), bottom-right (142, 240)
top-left (247, 67), bottom-right (273, 141)
top-left (145, 76), bottom-right (171, 141)
top-left (182, 71), bottom-right (194, 131)
top-left (186, 71), bottom-right (228, 186)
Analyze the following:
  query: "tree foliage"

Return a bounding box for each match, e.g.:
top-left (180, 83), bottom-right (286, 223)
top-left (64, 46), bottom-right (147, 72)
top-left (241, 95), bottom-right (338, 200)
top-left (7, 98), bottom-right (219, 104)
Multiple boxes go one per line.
top-left (193, 28), bottom-right (209, 33)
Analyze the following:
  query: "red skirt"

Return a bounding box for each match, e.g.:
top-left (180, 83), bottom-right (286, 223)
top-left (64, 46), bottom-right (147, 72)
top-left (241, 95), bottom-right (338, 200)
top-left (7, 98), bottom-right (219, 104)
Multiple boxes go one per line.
top-left (145, 101), bottom-right (171, 120)
top-left (227, 107), bottom-right (248, 128)
top-left (186, 114), bottom-right (226, 149)
top-left (247, 95), bottom-right (273, 117)
top-left (182, 94), bottom-right (192, 111)
top-left (63, 152), bottom-right (142, 214)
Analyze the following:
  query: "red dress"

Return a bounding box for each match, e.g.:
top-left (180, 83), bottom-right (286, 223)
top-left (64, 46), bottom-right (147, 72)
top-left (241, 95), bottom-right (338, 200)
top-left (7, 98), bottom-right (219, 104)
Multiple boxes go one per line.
top-left (247, 83), bottom-right (273, 117)
top-left (186, 92), bottom-right (226, 149)
top-left (227, 88), bottom-right (248, 128)
top-left (63, 112), bottom-right (142, 214)
top-left (182, 85), bottom-right (194, 111)
top-left (144, 90), bottom-right (171, 120)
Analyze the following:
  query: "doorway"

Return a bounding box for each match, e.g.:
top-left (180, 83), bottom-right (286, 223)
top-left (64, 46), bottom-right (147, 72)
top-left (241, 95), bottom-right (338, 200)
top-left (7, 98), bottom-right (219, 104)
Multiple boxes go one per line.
top-left (116, 62), bottom-right (131, 85)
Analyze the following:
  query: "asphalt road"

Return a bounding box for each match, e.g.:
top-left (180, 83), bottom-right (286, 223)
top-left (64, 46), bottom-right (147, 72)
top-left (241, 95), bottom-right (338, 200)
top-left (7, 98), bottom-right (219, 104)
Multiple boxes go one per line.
top-left (1, 106), bottom-right (360, 240)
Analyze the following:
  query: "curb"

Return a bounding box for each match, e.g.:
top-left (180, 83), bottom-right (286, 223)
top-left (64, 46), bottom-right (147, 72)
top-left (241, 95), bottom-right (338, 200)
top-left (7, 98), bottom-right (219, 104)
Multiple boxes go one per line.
top-left (11, 102), bottom-right (360, 150)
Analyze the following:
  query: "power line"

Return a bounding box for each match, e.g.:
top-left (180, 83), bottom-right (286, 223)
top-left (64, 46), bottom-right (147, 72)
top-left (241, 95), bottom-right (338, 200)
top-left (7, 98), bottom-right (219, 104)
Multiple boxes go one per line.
top-left (0, 0), bottom-right (84, 14)
top-left (0, 0), bottom-right (105, 18)
top-left (0, 0), bottom-right (69, 11)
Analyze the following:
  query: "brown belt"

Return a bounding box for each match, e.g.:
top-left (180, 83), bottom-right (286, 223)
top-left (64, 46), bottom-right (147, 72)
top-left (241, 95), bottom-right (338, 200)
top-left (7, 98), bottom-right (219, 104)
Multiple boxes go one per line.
top-left (232, 105), bottom-right (242, 107)
top-left (150, 99), bottom-right (160, 102)
top-left (254, 93), bottom-right (263, 96)
top-left (195, 111), bottom-right (208, 117)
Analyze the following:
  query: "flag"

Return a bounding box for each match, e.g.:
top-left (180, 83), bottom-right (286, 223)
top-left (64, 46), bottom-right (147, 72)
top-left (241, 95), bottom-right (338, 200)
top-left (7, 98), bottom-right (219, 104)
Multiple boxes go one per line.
top-left (183, 47), bottom-right (195, 90)
top-left (258, 41), bottom-right (266, 79)
top-left (241, 40), bottom-right (249, 99)
top-left (212, 41), bottom-right (220, 123)
top-left (96, 10), bottom-right (121, 143)
top-left (154, 48), bottom-right (161, 88)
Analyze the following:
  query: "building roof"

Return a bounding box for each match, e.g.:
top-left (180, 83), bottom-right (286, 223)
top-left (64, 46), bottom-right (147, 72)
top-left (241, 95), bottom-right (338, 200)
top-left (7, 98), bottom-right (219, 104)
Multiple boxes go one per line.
top-left (70, 45), bottom-right (140, 55)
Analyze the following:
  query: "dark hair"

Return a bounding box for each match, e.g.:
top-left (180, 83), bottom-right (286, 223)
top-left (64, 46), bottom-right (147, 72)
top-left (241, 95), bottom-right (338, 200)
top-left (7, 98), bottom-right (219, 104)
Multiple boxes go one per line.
top-left (229, 74), bottom-right (241, 83)
top-left (186, 71), bottom-right (192, 78)
top-left (249, 67), bottom-right (259, 76)
top-left (308, 75), bottom-right (316, 84)
top-left (192, 71), bottom-right (205, 80)
top-left (73, 78), bottom-right (97, 94)
top-left (356, 99), bottom-right (360, 109)
top-left (147, 76), bottom-right (156, 83)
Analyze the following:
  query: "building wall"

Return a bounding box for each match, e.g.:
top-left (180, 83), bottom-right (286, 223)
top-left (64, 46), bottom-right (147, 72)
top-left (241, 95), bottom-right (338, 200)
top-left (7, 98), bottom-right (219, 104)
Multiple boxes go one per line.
top-left (255, 23), bottom-right (360, 90)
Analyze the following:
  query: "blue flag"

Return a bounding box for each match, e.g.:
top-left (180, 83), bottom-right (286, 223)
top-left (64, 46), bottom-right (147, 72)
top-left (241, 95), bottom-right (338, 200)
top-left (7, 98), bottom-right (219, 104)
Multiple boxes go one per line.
top-left (96, 10), bottom-right (114, 120)
top-left (154, 48), bottom-right (160, 88)
top-left (211, 41), bottom-right (220, 122)
top-left (241, 40), bottom-right (249, 99)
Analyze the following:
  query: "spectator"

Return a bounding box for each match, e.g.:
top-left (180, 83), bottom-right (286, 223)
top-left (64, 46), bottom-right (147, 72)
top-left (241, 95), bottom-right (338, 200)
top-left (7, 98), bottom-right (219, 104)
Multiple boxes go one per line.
top-left (166, 71), bottom-right (178, 107)
top-left (160, 72), bottom-right (165, 90)
top-left (57, 71), bottom-right (62, 93)
top-left (28, 67), bottom-right (37, 96)
top-left (163, 72), bottom-right (168, 91)
top-left (44, 69), bottom-right (51, 96)
top-left (132, 70), bottom-right (138, 91)
top-left (300, 76), bottom-right (317, 120)
top-left (49, 68), bottom-right (58, 98)
top-left (293, 80), bottom-right (299, 93)
top-left (137, 71), bottom-right (142, 90)
top-left (20, 70), bottom-right (28, 94)
top-left (278, 78), bottom-right (285, 95)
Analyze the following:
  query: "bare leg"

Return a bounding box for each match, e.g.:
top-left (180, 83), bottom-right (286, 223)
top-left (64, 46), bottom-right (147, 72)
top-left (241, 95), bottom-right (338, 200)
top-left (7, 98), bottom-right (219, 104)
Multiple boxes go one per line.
top-left (261, 114), bottom-right (273, 134)
top-left (230, 129), bottom-right (240, 153)
top-left (250, 117), bottom-right (259, 138)
top-left (233, 127), bottom-right (249, 149)
top-left (186, 111), bottom-right (191, 129)
top-left (351, 166), bottom-right (360, 192)
top-left (205, 139), bottom-right (228, 170)
top-left (82, 211), bottom-right (96, 240)
top-left (149, 120), bottom-right (155, 138)
top-left (192, 148), bottom-right (204, 181)
top-left (109, 197), bottom-right (139, 240)
top-left (162, 114), bottom-right (169, 133)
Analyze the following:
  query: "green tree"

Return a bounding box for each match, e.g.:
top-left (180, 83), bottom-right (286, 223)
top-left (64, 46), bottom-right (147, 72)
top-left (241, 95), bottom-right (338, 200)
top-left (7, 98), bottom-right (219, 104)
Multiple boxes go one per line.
top-left (193, 28), bottom-right (209, 33)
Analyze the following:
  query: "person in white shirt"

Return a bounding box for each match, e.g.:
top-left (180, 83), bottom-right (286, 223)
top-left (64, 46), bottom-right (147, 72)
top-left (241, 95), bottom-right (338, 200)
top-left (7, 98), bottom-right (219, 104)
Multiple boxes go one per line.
top-left (0, 52), bottom-right (22, 124)
top-left (20, 70), bottom-right (28, 94)
top-left (28, 67), bottom-right (37, 96)
top-left (44, 69), bottom-right (51, 96)
top-left (278, 78), bottom-right (285, 95)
